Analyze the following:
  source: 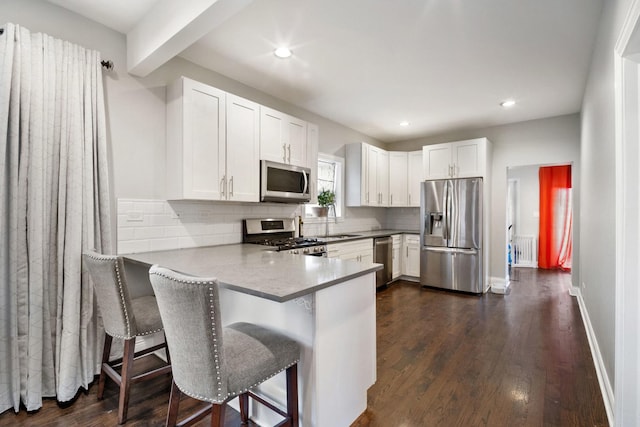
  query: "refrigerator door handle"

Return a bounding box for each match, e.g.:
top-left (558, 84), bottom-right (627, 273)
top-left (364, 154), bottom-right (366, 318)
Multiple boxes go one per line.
top-left (422, 246), bottom-right (477, 255)
top-left (443, 181), bottom-right (451, 242)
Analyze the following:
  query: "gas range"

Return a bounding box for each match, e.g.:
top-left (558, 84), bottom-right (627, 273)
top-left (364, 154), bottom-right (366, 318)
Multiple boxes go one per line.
top-left (242, 218), bottom-right (327, 256)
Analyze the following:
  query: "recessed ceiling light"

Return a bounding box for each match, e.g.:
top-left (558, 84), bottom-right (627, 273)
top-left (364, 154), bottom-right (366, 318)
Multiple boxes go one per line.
top-left (274, 47), bottom-right (292, 59)
top-left (500, 99), bottom-right (516, 108)
top-left (399, 121), bottom-right (410, 127)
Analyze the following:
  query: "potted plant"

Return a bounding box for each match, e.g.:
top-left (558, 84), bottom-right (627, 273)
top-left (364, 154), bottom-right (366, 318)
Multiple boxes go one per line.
top-left (313, 189), bottom-right (335, 217)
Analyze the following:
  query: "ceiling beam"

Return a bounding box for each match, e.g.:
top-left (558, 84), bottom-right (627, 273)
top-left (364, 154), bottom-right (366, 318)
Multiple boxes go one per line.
top-left (127, 0), bottom-right (254, 77)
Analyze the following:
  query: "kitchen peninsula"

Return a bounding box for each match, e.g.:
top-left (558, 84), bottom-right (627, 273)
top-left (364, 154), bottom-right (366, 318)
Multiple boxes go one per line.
top-left (125, 244), bottom-right (381, 427)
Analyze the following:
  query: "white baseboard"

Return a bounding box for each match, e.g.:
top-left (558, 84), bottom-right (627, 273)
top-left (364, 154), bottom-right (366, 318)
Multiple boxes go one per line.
top-left (574, 288), bottom-right (615, 425)
top-left (490, 276), bottom-right (510, 294)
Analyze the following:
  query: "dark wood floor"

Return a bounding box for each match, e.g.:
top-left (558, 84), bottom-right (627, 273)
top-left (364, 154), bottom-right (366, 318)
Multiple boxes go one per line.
top-left (0, 268), bottom-right (608, 426)
top-left (354, 269), bottom-right (608, 426)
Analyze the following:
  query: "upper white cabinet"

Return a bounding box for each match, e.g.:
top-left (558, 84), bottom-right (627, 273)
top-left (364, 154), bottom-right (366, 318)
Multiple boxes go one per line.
top-left (389, 152), bottom-right (408, 206)
top-left (306, 123), bottom-right (319, 204)
top-left (346, 143), bottom-right (389, 207)
top-left (423, 138), bottom-right (489, 179)
top-left (166, 77), bottom-right (260, 202)
top-left (225, 94), bottom-right (261, 202)
top-left (260, 106), bottom-right (307, 167)
top-left (407, 150), bottom-right (423, 207)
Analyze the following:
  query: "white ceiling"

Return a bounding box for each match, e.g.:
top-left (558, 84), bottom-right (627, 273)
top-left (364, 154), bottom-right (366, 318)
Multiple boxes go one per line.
top-left (45, 0), bottom-right (603, 143)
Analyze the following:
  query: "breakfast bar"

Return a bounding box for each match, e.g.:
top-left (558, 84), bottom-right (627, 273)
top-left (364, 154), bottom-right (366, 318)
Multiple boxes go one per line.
top-left (124, 244), bottom-right (381, 427)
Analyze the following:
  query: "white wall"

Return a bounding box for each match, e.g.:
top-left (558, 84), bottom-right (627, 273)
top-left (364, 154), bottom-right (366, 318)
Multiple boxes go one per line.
top-left (387, 113), bottom-right (581, 287)
top-left (580, 0), bottom-right (633, 397)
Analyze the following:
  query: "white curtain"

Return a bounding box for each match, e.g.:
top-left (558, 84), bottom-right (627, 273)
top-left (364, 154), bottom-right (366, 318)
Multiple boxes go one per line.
top-left (0, 23), bottom-right (112, 413)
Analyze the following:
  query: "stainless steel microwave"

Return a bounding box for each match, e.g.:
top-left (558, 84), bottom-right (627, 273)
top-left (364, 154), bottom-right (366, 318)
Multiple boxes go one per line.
top-left (260, 160), bottom-right (311, 203)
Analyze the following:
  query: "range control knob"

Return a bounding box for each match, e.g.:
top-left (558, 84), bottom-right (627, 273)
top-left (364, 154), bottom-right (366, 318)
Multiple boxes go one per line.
top-left (302, 247), bottom-right (310, 254)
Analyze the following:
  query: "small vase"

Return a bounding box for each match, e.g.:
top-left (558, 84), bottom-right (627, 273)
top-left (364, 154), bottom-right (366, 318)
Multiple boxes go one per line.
top-left (312, 206), bottom-right (329, 217)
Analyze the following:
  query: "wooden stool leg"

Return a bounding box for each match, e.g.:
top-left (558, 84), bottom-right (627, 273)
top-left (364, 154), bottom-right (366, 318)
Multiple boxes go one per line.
top-left (286, 364), bottom-right (299, 427)
top-left (97, 334), bottom-right (113, 400)
top-left (210, 403), bottom-right (225, 427)
top-left (239, 393), bottom-right (249, 424)
top-left (118, 337), bottom-right (136, 424)
top-left (164, 333), bottom-right (171, 365)
top-left (166, 379), bottom-right (181, 427)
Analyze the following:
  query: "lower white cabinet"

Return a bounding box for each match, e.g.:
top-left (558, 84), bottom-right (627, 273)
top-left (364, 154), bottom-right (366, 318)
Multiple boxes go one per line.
top-left (402, 234), bottom-right (420, 277)
top-left (327, 239), bottom-right (374, 263)
top-left (392, 234), bottom-right (401, 280)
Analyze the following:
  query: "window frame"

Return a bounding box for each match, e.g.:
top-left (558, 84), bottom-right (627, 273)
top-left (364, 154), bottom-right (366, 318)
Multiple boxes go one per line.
top-left (305, 153), bottom-right (345, 223)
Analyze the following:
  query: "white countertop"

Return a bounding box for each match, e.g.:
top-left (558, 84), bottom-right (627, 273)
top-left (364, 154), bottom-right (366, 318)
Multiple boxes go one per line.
top-left (124, 244), bottom-right (382, 303)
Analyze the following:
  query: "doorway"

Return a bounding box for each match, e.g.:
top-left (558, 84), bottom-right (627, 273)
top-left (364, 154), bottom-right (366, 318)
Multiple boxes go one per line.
top-left (506, 164), bottom-right (573, 283)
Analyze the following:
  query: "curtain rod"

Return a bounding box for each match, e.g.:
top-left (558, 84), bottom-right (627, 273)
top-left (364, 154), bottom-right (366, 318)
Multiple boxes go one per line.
top-left (0, 27), bottom-right (111, 69)
top-left (100, 60), bottom-right (114, 70)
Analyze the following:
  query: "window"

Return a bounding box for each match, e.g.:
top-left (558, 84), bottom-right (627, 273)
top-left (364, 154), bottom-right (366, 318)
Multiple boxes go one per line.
top-left (305, 153), bottom-right (344, 220)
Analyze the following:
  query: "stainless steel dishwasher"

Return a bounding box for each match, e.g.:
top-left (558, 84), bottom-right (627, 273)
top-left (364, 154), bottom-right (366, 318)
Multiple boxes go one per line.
top-left (373, 236), bottom-right (392, 288)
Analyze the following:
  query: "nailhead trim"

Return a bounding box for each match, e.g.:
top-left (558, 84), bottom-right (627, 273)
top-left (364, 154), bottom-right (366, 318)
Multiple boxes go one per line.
top-left (87, 252), bottom-right (134, 339)
top-left (150, 268), bottom-right (300, 404)
top-left (177, 360), bottom-right (300, 404)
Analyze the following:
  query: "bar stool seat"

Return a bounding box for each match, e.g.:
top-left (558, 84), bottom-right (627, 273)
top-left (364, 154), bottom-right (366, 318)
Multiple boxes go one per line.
top-left (149, 265), bottom-right (300, 427)
top-left (83, 251), bottom-right (172, 424)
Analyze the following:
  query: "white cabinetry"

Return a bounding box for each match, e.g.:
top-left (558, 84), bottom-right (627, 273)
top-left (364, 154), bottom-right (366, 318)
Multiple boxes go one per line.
top-left (423, 138), bottom-right (489, 180)
top-left (402, 234), bottom-right (420, 277)
top-left (346, 143), bottom-right (389, 207)
top-left (260, 106), bottom-right (307, 167)
top-left (389, 152), bottom-right (408, 206)
top-left (166, 77), bottom-right (259, 201)
top-left (327, 239), bottom-right (374, 264)
top-left (392, 234), bottom-right (402, 280)
top-left (408, 150), bottom-right (423, 207)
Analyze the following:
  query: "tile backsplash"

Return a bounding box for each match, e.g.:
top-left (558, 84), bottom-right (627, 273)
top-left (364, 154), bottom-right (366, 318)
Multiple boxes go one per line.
top-left (117, 199), bottom-right (405, 253)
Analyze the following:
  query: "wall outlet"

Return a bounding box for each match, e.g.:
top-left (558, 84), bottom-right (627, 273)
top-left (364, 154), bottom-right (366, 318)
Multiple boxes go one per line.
top-left (126, 210), bottom-right (144, 222)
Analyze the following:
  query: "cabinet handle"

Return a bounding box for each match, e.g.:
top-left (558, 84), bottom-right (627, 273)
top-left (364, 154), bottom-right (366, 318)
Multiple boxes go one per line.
top-left (283, 143), bottom-right (287, 163)
top-left (391, 194), bottom-right (393, 205)
top-left (229, 176), bottom-right (234, 197)
top-left (406, 246), bottom-right (409, 257)
top-left (409, 194), bottom-right (411, 205)
top-left (221, 175), bottom-right (226, 198)
top-left (287, 144), bottom-right (291, 163)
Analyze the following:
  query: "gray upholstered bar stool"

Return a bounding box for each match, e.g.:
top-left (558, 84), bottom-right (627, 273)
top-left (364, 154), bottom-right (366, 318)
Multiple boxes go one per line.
top-left (83, 251), bottom-right (172, 424)
top-left (148, 265), bottom-right (301, 427)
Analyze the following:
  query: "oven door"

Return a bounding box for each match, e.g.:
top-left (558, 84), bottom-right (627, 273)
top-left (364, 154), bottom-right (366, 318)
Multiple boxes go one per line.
top-left (261, 160), bottom-right (311, 203)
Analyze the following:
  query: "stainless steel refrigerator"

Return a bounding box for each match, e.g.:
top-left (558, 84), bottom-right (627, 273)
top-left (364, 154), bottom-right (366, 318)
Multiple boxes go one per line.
top-left (420, 178), bottom-right (483, 293)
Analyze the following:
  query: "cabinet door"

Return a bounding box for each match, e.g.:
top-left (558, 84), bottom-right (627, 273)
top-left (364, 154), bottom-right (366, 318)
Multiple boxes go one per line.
top-left (365, 146), bottom-right (377, 205)
top-left (389, 152), bottom-right (408, 206)
top-left (226, 94), bottom-right (260, 202)
top-left (182, 78), bottom-right (226, 200)
top-left (407, 150), bottom-right (423, 207)
top-left (260, 106), bottom-right (287, 163)
top-left (377, 149), bottom-right (389, 207)
top-left (423, 143), bottom-right (452, 180)
top-left (286, 115), bottom-right (307, 167)
top-left (452, 139), bottom-right (485, 178)
top-left (392, 235), bottom-right (402, 279)
top-left (366, 145), bottom-right (388, 206)
top-left (403, 235), bottom-right (420, 277)
top-left (306, 123), bottom-right (319, 203)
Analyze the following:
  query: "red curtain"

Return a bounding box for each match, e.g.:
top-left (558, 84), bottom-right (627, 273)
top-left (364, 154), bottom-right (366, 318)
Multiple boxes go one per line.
top-left (539, 165), bottom-right (572, 271)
